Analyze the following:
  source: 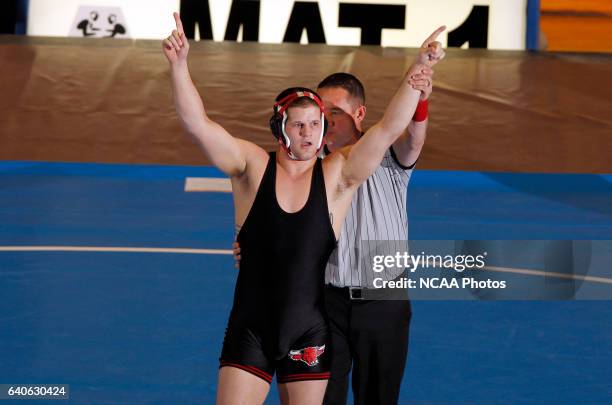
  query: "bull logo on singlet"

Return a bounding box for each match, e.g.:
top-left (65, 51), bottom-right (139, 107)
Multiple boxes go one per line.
top-left (288, 345), bottom-right (325, 366)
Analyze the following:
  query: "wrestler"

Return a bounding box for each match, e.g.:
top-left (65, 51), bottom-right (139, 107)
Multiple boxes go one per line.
top-left (162, 12), bottom-right (445, 404)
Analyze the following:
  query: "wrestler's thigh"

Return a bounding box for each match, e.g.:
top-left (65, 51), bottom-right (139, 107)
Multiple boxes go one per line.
top-left (216, 366), bottom-right (270, 405)
top-left (278, 379), bottom-right (328, 405)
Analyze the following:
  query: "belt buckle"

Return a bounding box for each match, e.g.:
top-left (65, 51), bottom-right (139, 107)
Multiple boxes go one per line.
top-left (349, 287), bottom-right (364, 300)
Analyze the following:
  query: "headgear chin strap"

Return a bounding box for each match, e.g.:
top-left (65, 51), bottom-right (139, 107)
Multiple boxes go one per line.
top-left (270, 91), bottom-right (326, 160)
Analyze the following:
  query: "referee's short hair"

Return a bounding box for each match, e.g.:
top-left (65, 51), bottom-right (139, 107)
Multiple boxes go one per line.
top-left (317, 73), bottom-right (365, 105)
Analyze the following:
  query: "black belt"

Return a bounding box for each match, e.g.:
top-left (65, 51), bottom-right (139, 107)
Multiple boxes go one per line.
top-left (326, 273), bottom-right (408, 301)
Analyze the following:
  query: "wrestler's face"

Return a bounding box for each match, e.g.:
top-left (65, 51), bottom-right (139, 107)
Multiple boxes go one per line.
top-left (283, 104), bottom-right (323, 160)
top-left (317, 86), bottom-right (365, 148)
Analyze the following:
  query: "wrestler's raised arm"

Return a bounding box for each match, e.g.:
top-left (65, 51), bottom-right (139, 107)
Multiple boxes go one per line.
top-left (393, 30), bottom-right (446, 167)
top-left (337, 26), bottom-right (446, 187)
top-left (162, 12), bottom-right (265, 177)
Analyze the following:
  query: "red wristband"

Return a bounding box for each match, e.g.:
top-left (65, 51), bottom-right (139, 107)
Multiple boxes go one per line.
top-left (413, 99), bottom-right (428, 122)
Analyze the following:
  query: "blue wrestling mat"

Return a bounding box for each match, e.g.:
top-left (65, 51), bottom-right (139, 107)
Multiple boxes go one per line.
top-left (1, 161), bottom-right (611, 404)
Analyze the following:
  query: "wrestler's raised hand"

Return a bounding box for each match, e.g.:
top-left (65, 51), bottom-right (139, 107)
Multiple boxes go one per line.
top-left (416, 26), bottom-right (446, 67)
top-left (162, 12), bottom-right (189, 64)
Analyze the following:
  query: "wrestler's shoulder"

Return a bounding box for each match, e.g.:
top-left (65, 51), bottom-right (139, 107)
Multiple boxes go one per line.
top-left (321, 146), bottom-right (349, 173)
top-left (322, 145), bottom-right (351, 163)
top-left (236, 138), bottom-right (269, 161)
top-left (231, 139), bottom-right (269, 187)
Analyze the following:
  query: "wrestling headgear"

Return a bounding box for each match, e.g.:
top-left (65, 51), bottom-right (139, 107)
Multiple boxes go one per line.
top-left (269, 88), bottom-right (327, 160)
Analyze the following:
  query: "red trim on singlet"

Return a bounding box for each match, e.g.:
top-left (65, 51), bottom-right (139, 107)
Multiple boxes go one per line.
top-left (219, 361), bottom-right (273, 384)
top-left (277, 372), bottom-right (331, 383)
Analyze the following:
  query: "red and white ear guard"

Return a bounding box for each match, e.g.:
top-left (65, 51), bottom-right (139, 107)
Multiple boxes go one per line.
top-left (271, 91), bottom-right (327, 160)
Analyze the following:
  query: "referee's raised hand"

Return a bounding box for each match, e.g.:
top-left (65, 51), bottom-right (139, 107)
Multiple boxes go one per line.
top-left (162, 12), bottom-right (190, 64)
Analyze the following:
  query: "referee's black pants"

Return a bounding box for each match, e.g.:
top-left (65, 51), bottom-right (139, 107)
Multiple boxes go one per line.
top-left (323, 285), bottom-right (411, 405)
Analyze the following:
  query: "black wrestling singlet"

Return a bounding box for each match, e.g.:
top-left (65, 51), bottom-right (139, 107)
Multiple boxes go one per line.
top-left (230, 152), bottom-right (336, 360)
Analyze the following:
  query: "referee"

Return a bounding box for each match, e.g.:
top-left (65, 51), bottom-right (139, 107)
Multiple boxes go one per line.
top-left (317, 70), bottom-right (431, 405)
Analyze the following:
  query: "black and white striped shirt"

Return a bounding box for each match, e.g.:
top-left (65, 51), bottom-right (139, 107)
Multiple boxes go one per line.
top-left (325, 147), bottom-right (414, 288)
